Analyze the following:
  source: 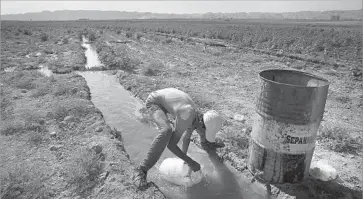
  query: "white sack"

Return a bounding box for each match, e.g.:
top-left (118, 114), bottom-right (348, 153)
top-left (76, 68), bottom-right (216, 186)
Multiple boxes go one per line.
top-left (309, 160), bottom-right (337, 181)
top-left (159, 158), bottom-right (203, 187)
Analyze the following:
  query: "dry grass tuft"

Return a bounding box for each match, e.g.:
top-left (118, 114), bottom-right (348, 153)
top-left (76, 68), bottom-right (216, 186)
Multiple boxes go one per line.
top-left (40, 32), bottom-right (48, 42)
top-left (0, 163), bottom-right (51, 199)
top-left (125, 32), bottom-right (132, 38)
top-left (53, 82), bottom-right (75, 96)
top-left (335, 96), bottom-right (351, 104)
top-left (0, 119), bottom-right (25, 136)
top-left (50, 99), bottom-right (93, 121)
top-left (30, 75), bottom-right (55, 98)
top-left (134, 32), bottom-right (143, 40)
top-left (66, 148), bottom-right (105, 196)
top-left (141, 61), bottom-right (164, 76)
top-left (318, 126), bottom-right (362, 155)
top-left (0, 87), bottom-right (13, 121)
top-left (2, 70), bottom-right (43, 90)
top-left (0, 108), bottom-right (46, 136)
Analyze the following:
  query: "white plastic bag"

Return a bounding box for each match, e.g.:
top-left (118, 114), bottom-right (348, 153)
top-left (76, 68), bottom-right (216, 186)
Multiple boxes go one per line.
top-left (159, 158), bottom-right (203, 187)
top-left (309, 160), bottom-right (337, 181)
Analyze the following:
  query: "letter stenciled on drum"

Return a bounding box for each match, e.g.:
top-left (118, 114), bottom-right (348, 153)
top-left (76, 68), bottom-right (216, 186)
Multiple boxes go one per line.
top-left (286, 135), bottom-right (314, 144)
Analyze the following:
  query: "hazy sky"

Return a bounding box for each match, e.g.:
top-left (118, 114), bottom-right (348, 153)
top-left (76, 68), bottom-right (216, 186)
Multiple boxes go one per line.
top-left (1, 1), bottom-right (362, 15)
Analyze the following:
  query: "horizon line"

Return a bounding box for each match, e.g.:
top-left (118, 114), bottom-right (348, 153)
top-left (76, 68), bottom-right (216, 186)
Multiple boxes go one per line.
top-left (2, 8), bottom-right (362, 16)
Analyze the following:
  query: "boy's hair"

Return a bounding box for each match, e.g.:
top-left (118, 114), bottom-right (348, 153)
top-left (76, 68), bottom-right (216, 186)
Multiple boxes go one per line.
top-left (193, 111), bottom-right (205, 129)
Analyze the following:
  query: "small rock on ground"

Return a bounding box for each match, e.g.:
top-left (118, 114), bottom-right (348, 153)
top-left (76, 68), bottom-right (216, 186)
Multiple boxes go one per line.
top-left (233, 114), bottom-right (246, 122)
top-left (50, 131), bottom-right (57, 137)
top-left (50, 145), bottom-right (63, 151)
top-left (71, 87), bottom-right (78, 94)
top-left (63, 115), bottom-right (75, 123)
top-left (91, 145), bottom-right (103, 154)
top-left (95, 126), bottom-right (103, 132)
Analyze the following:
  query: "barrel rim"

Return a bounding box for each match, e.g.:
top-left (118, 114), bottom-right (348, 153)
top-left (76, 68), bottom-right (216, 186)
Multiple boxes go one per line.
top-left (258, 69), bottom-right (330, 88)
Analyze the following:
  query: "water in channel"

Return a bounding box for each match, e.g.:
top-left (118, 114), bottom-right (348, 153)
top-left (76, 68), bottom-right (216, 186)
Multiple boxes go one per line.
top-left (78, 41), bottom-right (273, 199)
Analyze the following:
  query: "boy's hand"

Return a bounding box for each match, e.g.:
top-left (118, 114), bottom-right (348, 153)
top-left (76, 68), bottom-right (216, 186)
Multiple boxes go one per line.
top-left (187, 159), bottom-right (201, 172)
top-left (201, 138), bottom-right (225, 151)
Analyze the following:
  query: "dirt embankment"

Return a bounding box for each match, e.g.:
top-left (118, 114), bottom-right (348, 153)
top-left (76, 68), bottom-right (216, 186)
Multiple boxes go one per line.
top-left (0, 71), bottom-right (164, 199)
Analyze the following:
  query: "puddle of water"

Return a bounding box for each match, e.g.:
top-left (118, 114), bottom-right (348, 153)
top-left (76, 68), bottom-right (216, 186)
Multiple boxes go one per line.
top-left (38, 65), bottom-right (53, 77)
top-left (78, 71), bottom-right (273, 199)
top-left (82, 36), bottom-right (104, 69)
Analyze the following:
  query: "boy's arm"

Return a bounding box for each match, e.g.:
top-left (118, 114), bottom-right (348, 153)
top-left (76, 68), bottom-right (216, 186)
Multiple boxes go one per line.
top-left (167, 127), bottom-right (197, 169)
top-left (168, 105), bottom-right (198, 165)
top-left (181, 128), bottom-right (193, 154)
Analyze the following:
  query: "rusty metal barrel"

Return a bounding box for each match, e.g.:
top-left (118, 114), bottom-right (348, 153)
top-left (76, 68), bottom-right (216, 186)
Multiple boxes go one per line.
top-left (247, 69), bottom-right (329, 183)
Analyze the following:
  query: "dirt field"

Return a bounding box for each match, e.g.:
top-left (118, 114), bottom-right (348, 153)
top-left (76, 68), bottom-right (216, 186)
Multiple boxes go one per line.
top-left (0, 22), bottom-right (164, 199)
top-left (1, 20), bottom-right (362, 199)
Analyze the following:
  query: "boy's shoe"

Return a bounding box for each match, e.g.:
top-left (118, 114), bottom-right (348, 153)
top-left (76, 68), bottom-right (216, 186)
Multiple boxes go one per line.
top-left (214, 137), bottom-right (225, 148)
top-left (133, 167), bottom-right (149, 190)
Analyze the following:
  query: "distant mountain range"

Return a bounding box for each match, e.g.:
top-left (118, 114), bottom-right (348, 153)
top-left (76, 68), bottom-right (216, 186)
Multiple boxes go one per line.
top-left (1, 9), bottom-right (362, 21)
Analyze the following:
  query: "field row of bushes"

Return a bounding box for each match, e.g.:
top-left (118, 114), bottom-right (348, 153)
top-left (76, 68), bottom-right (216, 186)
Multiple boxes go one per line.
top-left (131, 22), bottom-right (361, 65)
top-left (65, 20), bottom-right (361, 66)
top-left (1, 22), bottom-right (87, 74)
top-left (4, 20), bottom-right (360, 67)
top-left (93, 39), bottom-right (140, 72)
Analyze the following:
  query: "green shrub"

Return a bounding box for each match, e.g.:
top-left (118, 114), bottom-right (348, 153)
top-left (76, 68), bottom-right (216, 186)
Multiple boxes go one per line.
top-left (0, 88), bottom-right (13, 120)
top-left (53, 82), bottom-right (73, 96)
top-left (164, 38), bottom-right (172, 44)
top-left (50, 99), bottom-right (92, 121)
top-left (135, 32), bottom-right (143, 40)
top-left (52, 68), bottom-right (72, 74)
top-left (66, 148), bottom-right (104, 194)
top-left (0, 110), bottom-right (46, 136)
top-left (116, 30), bottom-right (121, 34)
top-left (0, 120), bottom-right (24, 136)
top-left (62, 37), bottom-right (69, 44)
top-left (5, 70), bottom-right (43, 90)
top-left (78, 32), bottom-right (84, 41)
top-left (40, 33), bottom-right (48, 42)
top-left (141, 67), bottom-right (157, 76)
top-left (15, 78), bottom-right (36, 90)
top-left (27, 131), bottom-right (45, 146)
top-left (72, 65), bottom-right (81, 70)
top-left (141, 61), bottom-right (164, 76)
top-left (98, 46), bottom-right (139, 72)
top-left (88, 32), bottom-right (97, 42)
top-left (0, 163), bottom-right (50, 199)
top-left (31, 83), bottom-right (51, 98)
top-left (23, 30), bottom-right (32, 35)
top-left (125, 32), bottom-right (132, 38)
